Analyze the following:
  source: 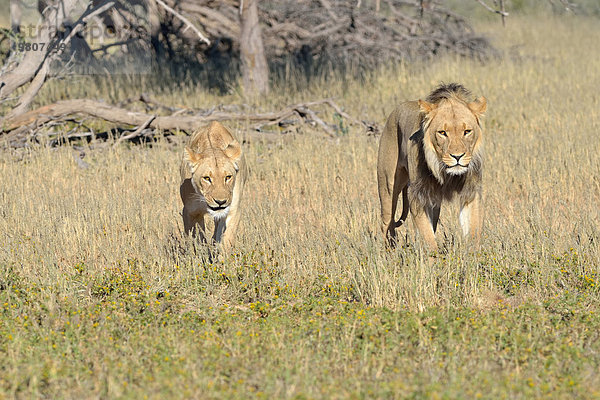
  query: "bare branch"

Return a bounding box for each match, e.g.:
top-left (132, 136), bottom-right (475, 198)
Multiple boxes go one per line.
top-left (5, 1), bottom-right (117, 119)
top-left (61, 1), bottom-right (116, 46)
top-left (549, 0), bottom-right (577, 12)
top-left (318, 0), bottom-right (339, 20)
top-left (0, 0), bottom-right (80, 100)
top-left (154, 0), bottom-right (211, 45)
top-left (113, 114), bottom-right (156, 147)
top-left (499, 0), bottom-right (506, 26)
top-left (474, 0), bottom-right (509, 17)
top-left (6, 62), bottom-right (49, 118)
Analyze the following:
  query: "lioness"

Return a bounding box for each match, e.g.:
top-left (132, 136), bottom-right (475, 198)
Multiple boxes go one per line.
top-left (377, 83), bottom-right (487, 251)
top-left (180, 121), bottom-right (246, 251)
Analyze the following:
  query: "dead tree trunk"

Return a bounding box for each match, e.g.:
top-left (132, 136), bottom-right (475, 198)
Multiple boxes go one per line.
top-left (0, 0), bottom-right (81, 102)
top-left (239, 0), bottom-right (269, 96)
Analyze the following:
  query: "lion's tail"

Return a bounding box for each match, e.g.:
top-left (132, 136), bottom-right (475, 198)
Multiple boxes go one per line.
top-left (394, 187), bottom-right (409, 228)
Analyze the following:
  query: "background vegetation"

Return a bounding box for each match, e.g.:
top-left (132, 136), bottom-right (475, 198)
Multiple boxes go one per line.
top-left (1, 8), bottom-right (600, 400)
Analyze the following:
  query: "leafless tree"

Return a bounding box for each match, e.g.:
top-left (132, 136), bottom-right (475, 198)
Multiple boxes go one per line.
top-left (239, 0), bottom-right (269, 96)
top-left (0, 0), bottom-right (513, 147)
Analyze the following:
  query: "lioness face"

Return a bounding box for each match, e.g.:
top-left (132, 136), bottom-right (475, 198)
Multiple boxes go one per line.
top-left (189, 150), bottom-right (239, 218)
top-left (420, 97), bottom-right (487, 177)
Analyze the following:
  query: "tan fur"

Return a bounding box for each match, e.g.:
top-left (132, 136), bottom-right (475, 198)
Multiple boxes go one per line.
top-left (180, 121), bottom-right (247, 251)
top-left (377, 83), bottom-right (487, 251)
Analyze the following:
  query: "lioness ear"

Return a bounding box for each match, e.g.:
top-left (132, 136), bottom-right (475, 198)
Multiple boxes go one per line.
top-left (223, 140), bottom-right (242, 162)
top-left (418, 99), bottom-right (437, 114)
top-left (468, 96), bottom-right (487, 117)
top-left (184, 146), bottom-right (200, 174)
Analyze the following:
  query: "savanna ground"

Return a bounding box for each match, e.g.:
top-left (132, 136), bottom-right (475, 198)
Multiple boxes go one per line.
top-left (2, 11), bottom-right (600, 399)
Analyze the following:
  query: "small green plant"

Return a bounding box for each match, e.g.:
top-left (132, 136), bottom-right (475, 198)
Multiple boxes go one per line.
top-left (333, 112), bottom-right (349, 136)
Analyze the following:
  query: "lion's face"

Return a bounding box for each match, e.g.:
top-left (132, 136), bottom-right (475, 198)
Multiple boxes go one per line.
top-left (186, 147), bottom-right (241, 219)
top-left (419, 97), bottom-right (487, 180)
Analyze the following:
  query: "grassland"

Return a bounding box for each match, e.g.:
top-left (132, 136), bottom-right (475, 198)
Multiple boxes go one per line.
top-left (1, 14), bottom-right (600, 399)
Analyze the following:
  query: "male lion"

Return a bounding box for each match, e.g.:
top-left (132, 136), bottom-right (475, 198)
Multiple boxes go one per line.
top-left (180, 121), bottom-right (246, 251)
top-left (377, 83), bottom-right (487, 251)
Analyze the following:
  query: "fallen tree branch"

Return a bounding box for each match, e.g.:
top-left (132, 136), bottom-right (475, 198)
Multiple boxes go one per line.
top-left (1, 97), bottom-right (368, 146)
top-left (295, 106), bottom-right (334, 136)
top-left (113, 114), bottom-right (156, 146)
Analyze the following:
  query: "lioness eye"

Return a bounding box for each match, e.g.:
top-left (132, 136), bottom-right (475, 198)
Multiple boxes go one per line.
top-left (203, 176), bottom-right (211, 183)
top-left (225, 175), bottom-right (232, 181)
top-left (437, 130), bottom-right (447, 137)
top-left (464, 129), bottom-right (472, 135)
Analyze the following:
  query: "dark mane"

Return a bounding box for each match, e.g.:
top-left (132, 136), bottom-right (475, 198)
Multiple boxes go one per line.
top-left (426, 82), bottom-right (472, 104)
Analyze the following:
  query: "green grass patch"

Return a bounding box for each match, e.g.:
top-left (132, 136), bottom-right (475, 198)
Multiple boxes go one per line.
top-left (1, 267), bottom-right (599, 398)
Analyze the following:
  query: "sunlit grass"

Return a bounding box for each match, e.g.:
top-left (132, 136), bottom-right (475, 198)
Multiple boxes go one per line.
top-left (1, 14), bottom-right (600, 399)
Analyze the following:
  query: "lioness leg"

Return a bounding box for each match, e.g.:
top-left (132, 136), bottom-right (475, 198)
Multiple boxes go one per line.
top-left (213, 217), bottom-right (226, 243)
top-left (216, 178), bottom-right (244, 252)
top-left (218, 209), bottom-right (241, 252)
top-left (378, 166), bottom-right (408, 245)
top-left (180, 178), bottom-right (207, 241)
top-left (183, 206), bottom-right (206, 242)
top-left (410, 201), bottom-right (440, 251)
top-left (459, 192), bottom-right (483, 246)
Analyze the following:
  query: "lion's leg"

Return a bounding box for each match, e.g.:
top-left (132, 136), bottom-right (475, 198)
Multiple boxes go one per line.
top-left (410, 201), bottom-right (439, 252)
top-left (220, 209), bottom-right (241, 252)
top-left (213, 217), bottom-right (226, 243)
top-left (216, 179), bottom-right (244, 253)
top-left (181, 179), bottom-right (208, 242)
top-left (183, 206), bottom-right (206, 242)
top-left (459, 192), bottom-right (483, 246)
top-left (378, 166), bottom-right (408, 246)
top-left (377, 113), bottom-right (404, 245)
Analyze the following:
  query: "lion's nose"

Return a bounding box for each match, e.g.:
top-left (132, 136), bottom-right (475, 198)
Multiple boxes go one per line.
top-left (450, 153), bottom-right (465, 162)
top-left (214, 199), bottom-right (227, 206)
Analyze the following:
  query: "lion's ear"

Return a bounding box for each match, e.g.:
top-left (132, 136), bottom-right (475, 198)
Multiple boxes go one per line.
top-left (184, 146), bottom-right (200, 174)
top-left (468, 96), bottom-right (487, 117)
top-left (418, 100), bottom-right (437, 114)
top-left (224, 139), bottom-right (242, 162)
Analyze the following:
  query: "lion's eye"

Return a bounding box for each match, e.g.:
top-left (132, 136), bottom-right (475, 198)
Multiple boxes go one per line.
top-left (203, 176), bottom-right (212, 183)
top-left (225, 175), bottom-right (232, 182)
top-left (437, 130), bottom-right (447, 137)
top-left (464, 129), bottom-right (472, 136)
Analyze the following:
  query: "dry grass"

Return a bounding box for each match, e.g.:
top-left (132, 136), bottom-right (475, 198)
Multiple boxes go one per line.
top-left (1, 14), bottom-right (600, 399)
